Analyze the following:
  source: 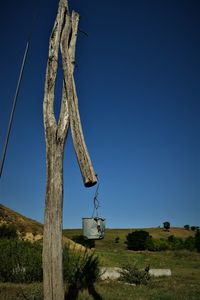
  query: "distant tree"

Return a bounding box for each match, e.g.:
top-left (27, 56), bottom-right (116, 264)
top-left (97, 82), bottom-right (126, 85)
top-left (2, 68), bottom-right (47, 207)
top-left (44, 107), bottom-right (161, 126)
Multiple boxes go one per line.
top-left (191, 226), bottom-right (198, 231)
top-left (184, 225), bottom-right (190, 230)
top-left (195, 229), bottom-right (200, 252)
top-left (126, 231), bottom-right (150, 251)
top-left (163, 222), bottom-right (170, 231)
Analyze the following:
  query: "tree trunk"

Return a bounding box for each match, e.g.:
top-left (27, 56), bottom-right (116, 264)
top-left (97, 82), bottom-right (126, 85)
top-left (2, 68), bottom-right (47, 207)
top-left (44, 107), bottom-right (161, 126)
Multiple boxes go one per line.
top-left (42, 1), bottom-right (97, 299)
top-left (43, 131), bottom-right (65, 300)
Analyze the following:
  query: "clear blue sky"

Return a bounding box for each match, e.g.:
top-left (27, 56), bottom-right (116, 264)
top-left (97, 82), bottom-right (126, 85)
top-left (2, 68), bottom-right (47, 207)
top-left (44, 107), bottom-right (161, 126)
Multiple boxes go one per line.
top-left (0, 0), bottom-right (199, 228)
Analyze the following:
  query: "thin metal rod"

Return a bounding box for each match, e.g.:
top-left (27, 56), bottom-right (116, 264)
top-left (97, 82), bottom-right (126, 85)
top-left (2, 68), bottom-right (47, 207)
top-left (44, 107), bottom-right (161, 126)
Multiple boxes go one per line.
top-left (0, 41), bottom-right (30, 179)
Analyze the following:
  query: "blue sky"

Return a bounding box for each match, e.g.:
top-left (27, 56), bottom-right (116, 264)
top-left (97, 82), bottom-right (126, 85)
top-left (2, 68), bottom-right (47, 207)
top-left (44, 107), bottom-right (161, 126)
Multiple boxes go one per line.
top-left (0, 0), bottom-right (199, 228)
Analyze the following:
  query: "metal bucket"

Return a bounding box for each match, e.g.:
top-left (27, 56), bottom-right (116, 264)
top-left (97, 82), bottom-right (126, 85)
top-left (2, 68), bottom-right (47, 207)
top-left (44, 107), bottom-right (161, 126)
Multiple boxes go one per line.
top-left (82, 217), bottom-right (105, 240)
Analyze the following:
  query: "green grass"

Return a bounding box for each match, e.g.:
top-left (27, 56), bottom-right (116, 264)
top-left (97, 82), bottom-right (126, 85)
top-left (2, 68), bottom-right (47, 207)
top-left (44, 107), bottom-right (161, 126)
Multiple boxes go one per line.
top-left (0, 251), bottom-right (199, 300)
top-left (1, 227), bottom-right (199, 299)
top-left (62, 228), bottom-right (200, 299)
top-left (77, 250), bottom-right (200, 299)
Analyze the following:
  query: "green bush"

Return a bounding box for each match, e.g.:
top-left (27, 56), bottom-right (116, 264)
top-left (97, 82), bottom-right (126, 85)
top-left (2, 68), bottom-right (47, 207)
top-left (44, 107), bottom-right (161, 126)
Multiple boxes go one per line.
top-left (168, 235), bottom-right (184, 250)
top-left (146, 238), bottom-right (170, 251)
top-left (145, 236), bottom-right (197, 252)
top-left (0, 239), bottom-right (42, 283)
top-left (0, 239), bottom-right (101, 287)
top-left (126, 231), bottom-right (150, 250)
top-left (184, 236), bottom-right (195, 251)
top-left (119, 263), bottom-right (151, 285)
top-left (195, 229), bottom-right (200, 252)
top-left (0, 224), bottom-right (18, 239)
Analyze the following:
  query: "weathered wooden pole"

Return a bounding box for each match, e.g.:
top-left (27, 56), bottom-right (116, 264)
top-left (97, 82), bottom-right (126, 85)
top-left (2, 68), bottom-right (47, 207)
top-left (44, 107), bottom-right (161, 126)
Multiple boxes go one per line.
top-left (43, 0), bottom-right (97, 299)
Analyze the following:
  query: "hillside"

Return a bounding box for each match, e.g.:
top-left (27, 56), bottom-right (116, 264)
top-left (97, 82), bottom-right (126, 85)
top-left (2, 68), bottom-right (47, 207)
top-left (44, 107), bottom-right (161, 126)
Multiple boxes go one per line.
top-left (0, 203), bottom-right (43, 241)
top-left (0, 204), bottom-right (85, 250)
top-left (63, 227), bottom-right (195, 251)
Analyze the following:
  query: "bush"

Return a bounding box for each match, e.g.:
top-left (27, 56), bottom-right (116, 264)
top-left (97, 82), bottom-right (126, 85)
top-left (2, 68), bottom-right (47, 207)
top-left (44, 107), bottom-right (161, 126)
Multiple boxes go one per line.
top-left (115, 237), bottom-right (120, 243)
top-left (0, 239), bottom-right (42, 283)
top-left (191, 226), bottom-right (198, 231)
top-left (0, 239), bottom-right (101, 287)
top-left (195, 229), bottom-right (200, 252)
top-left (126, 231), bottom-right (150, 251)
top-left (184, 236), bottom-right (195, 251)
top-left (146, 238), bottom-right (170, 251)
top-left (119, 263), bottom-right (151, 285)
top-left (72, 235), bottom-right (95, 249)
top-left (0, 224), bottom-right (18, 239)
top-left (168, 235), bottom-right (184, 250)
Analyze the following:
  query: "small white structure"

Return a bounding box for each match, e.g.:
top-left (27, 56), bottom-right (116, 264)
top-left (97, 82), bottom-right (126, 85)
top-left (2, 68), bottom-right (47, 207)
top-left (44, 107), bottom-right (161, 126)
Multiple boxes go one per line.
top-left (82, 217), bottom-right (105, 240)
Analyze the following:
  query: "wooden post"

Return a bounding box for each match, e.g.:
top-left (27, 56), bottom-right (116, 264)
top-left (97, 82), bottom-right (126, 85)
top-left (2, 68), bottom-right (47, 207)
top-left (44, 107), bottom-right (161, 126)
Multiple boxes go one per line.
top-left (43, 1), bottom-right (97, 299)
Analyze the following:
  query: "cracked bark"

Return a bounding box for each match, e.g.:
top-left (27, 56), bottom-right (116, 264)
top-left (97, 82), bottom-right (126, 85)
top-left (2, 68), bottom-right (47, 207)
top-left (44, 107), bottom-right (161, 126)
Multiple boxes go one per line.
top-left (43, 1), bottom-right (97, 299)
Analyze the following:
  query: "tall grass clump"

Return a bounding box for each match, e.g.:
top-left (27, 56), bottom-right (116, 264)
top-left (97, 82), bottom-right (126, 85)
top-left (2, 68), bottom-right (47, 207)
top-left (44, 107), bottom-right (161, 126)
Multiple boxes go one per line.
top-left (63, 247), bottom-right (101, 299)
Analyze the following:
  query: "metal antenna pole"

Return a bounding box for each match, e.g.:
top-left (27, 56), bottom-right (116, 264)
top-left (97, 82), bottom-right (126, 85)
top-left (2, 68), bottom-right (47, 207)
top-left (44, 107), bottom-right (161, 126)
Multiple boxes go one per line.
top-left (0, 41), bottom-right (30, 179)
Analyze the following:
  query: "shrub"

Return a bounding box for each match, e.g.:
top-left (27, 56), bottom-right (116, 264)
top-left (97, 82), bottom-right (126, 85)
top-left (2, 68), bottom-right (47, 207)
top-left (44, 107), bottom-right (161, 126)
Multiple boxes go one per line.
top-left (146, 238), bottom-right (170, 251)
top-left (0, 224), bottom-right (18, 239)
top-left (0, 239), bottom-right (42, 283)
top-left (145, 236), bottom-right (155, 251)
top-left (119, 263), bottom-right (151, 285)
top-left (168, 235), bottom-right (184, 250)
top-left (195, 229), bottom-right (200, 252)
top-left (126, 230), bottom-right (150, 251)
top-left (184, 236), bottom-right (195, 251)
top-left (115, 237), bottom-right (120, 243)
top-left (191, 226), bottom-right (198, 231)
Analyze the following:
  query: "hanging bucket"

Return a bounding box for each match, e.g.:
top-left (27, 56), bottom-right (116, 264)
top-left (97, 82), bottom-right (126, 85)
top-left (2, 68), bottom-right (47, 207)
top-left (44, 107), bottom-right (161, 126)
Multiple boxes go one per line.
top-left (82, 217), bottom-right (105, 240)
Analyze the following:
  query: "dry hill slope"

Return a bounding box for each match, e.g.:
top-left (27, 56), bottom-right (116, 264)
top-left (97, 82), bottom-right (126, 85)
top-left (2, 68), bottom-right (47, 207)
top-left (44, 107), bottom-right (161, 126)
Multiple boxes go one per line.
top-left (0, 203), bottom-right (85, 250)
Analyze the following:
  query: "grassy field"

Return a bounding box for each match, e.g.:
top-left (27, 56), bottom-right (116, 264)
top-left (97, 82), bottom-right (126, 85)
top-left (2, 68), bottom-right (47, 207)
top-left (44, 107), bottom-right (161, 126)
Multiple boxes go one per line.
top-left (0, 226), bottom-right (199, 299)
top-left (63, 227), bottom-right (195, 253)
top-left (62, 228), bottom-right (200, 300)
top-left (1, 250), bottom-right (199, 299)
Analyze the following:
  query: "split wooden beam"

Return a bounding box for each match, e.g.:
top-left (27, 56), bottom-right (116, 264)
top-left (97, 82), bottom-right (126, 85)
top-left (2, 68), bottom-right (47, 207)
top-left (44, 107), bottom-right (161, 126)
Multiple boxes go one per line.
top-left (43, 0), bottom-right (97, 299)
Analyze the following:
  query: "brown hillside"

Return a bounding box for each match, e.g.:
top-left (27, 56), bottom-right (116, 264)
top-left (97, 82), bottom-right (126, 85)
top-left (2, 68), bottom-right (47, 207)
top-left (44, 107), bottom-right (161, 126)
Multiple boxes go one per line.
top-left (0, 204), bottom-right (43, 235)
top-left (0, 204), bottom-right (85, 251)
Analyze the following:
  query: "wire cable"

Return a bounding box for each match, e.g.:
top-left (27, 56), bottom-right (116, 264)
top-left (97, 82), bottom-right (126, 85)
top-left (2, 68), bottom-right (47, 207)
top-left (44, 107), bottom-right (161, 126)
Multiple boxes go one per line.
top-left (0, 41), bottom-right (30, 179)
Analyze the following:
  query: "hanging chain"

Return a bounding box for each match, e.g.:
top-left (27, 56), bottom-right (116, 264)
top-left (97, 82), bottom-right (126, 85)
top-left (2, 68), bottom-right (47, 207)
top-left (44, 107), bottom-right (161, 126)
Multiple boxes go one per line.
top-left (92, 180), bottom-right (100, 218)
